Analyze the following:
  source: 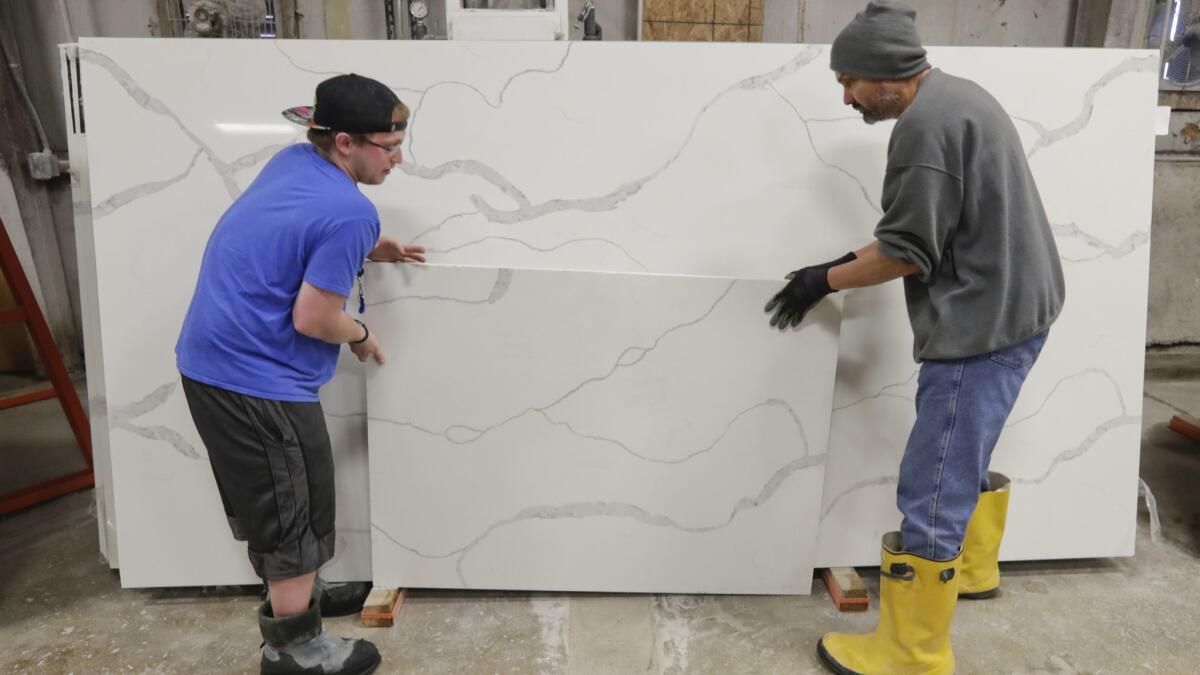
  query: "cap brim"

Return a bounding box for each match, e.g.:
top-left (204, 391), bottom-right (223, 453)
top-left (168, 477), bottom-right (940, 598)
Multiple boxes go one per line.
top-left (281, 105), bottom-right (329, 129)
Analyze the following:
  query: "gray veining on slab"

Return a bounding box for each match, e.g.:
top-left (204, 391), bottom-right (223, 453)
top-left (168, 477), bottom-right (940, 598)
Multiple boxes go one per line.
top-left (109, 380), bottom-right (199, 460)
top-left (832, 370), bottom-right (918, 412)
top-left (468, 48), bottom-right (823, 225)
top-left (768, 83), bottom-right (882, 214)
top-left (368, 268), bottom-right (515, 307)
top-left (1006, 368), bottom-right (1128, 428)
top-left (1012, 414), bottom-right (1141, 485)
top-left (368, 281), bottom-right (737, 443)
top-left (404, 42), bottom-right (575, 163)
top-left (429, 236), bottom-right (650, 272)
top-left (81, 49), bottom-right (251, 201)
top-left (539, 398), bottom-right (810, 465)
top-left (272, 40), bottom-right (577, 166)
top-left (373, 453), bottom-right (826, 587)
top-left (820, 366), bottom-right (1139, 520)
top-left (1052, 222), bottom-right (1151, 263)
top-left (92, 150), bottom-right (205, 219)
top-left (1015, 54), bottom-right (1159, 159)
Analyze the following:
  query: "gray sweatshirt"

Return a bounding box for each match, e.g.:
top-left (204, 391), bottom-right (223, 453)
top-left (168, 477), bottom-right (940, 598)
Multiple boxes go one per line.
top-left (875, 69), bottom-right (1065, 361)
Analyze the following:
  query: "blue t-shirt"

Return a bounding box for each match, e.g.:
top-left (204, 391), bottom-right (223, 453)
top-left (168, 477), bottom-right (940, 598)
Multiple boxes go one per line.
top-left (176, 144), bottom-right (380, 402)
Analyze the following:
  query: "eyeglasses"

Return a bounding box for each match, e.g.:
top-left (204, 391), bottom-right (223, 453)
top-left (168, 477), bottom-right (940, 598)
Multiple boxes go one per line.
top-left (363, 138), bottom-right (403, 157)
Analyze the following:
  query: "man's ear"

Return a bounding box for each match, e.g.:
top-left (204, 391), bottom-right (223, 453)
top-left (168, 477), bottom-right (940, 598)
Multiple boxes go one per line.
top-left (334, 131), bottom-right (354, 155)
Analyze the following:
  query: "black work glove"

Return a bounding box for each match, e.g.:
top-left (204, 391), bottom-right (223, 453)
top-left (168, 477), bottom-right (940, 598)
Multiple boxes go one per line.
top-left (764, 251), bottom-right (857, 330)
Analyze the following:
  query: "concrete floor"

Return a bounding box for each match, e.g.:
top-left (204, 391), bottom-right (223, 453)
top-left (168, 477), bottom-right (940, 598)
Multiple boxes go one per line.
top-left (2, 353), bottom-right (1199, 674)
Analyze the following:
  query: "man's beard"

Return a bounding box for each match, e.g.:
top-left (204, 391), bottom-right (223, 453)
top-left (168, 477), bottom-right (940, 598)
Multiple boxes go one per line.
top-left (855, 91), bottom-right (904, 125)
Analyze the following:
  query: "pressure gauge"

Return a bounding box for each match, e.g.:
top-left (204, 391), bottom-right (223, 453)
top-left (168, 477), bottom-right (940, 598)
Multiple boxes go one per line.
top-left (410, 1), bottom-right (428, 20)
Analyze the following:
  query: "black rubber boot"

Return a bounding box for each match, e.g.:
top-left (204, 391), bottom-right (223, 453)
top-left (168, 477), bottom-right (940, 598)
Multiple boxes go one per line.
top-left (314, 577), bottom-right (372, 617)
top-left (258, 601), bottom-right (380, 675)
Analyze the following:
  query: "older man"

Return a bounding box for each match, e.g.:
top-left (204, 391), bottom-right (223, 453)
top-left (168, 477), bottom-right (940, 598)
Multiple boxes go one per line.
top-left (763, 2), bottom-right (1065, 672)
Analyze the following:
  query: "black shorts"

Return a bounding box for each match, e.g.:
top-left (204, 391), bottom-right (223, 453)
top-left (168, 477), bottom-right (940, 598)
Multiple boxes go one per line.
top-left (181, 376), bottom-right (335, 581)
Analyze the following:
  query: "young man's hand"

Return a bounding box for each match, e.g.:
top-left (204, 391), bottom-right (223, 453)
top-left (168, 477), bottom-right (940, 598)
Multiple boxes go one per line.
top-left (351, 331), bottom-right (386, 365)
top-left (368, 236), bottom-right (426, 263)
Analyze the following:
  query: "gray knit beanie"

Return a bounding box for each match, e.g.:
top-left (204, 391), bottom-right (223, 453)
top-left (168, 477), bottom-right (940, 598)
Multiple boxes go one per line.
top-left (830, 1), bottom-right (929, 80)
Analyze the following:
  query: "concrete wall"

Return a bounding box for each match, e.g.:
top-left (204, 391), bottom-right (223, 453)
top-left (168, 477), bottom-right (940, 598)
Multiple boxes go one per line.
top-left (1, 0), bottom-right (163, 368)
top-left (1147, 161), bottom-right (1200, 345)
top-left (0, 3), bottom-right (90, 369)
top-left (4, 0), bottom-right (1198, 368)
top-left (766, 0), bottom-right (1077, 46)
top-left (1148, 111), bottom-right (1200, 346)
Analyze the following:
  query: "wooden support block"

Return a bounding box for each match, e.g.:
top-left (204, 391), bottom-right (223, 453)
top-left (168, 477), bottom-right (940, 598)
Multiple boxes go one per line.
top-left (1169, 414), bottom-right (1200, 442)
top-left (360, 587), bottom-right (406, 628)
top-left (822, 567), bottom-right (869, 612)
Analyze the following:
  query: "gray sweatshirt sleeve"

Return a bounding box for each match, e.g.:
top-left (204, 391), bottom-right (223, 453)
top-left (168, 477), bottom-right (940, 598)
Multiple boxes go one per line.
top-left (873, 165), bottom-right (964, 283)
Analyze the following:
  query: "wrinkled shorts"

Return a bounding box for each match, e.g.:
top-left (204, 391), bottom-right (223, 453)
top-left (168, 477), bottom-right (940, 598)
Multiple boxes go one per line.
top-left (182, 376), bottom-right (335, 581)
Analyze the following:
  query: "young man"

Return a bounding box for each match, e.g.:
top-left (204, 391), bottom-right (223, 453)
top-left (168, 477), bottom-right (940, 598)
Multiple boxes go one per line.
top-left (763, 2), bottom-right (1065, 673)
top-left (176, 73), bottom-right (425, 675)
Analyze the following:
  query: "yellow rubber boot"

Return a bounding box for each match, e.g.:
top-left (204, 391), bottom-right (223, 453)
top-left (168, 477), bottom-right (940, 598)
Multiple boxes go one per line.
top-left (818, 532), bottom-right (961, 675)
top-left (959, 472), bottom-right (1011, 600)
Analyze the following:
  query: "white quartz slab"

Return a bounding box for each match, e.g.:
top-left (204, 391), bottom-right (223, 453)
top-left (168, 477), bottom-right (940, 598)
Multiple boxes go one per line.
top-left (60, 44), bottom-right (118, 567)
top-left (75, 36), bottom-right (1155, 586)
top-left (364, 263), bottom-right (840, 593)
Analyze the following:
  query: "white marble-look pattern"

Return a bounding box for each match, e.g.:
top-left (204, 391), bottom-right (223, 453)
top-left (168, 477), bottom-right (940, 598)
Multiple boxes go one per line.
top-left (76, 36), bottom-right (1155, 587)
top-left (364, 263), bottom-right (840, 593)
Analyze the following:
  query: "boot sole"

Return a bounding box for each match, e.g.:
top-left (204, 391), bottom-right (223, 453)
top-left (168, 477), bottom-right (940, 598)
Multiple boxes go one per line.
top-left (328, 658), bottom-right (379, 675)
top-left (816, 638), bottom-right (865, 675)
top-left (350, 651), bottom-right (382, 675)
top-left (959, 587), bottom-right (1001, 600)
top-left (261, 660), bottom-right (378, 675)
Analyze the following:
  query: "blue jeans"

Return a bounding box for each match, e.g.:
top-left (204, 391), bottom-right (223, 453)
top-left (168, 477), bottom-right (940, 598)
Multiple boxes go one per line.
top-left (897, 330), bottom-right (1049, 560)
